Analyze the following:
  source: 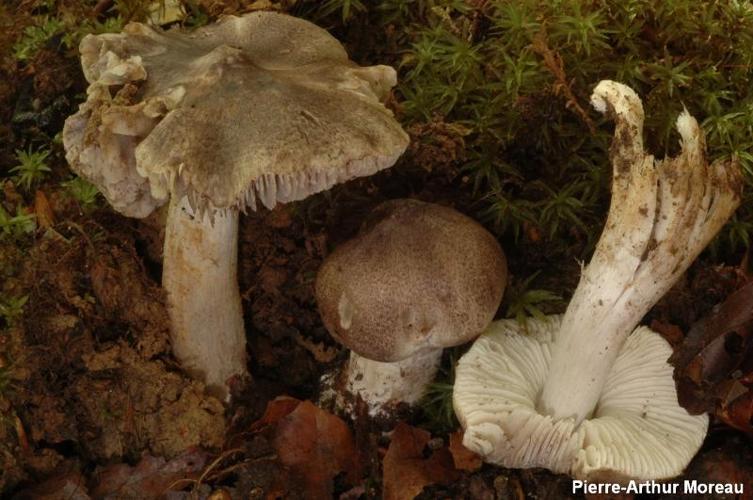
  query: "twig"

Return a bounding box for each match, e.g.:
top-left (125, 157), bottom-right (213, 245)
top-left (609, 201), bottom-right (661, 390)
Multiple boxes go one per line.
top-left (203, 454), bottom-right (277, 483)
top-left (531, 30), bottom-right (596, 135)
top-left (193, 448), bottom-right (245, 491)
top-left (93, 0), bottom-right (114, 17)
top-left (165, 451), bottom-right (276, 497)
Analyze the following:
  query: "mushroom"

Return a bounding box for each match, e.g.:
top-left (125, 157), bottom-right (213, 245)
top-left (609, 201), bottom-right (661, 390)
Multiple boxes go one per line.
top-left (63, 12), bottom-right (409, 398)
top-left (453, 81), bottom-right (742, 479)
top-left (316, 199), bottom-right (507, 415)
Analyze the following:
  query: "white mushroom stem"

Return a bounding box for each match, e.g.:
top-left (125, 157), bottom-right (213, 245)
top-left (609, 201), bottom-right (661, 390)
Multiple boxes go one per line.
top-left (163, 195), bottom-right (248, 399)
top-left (346, 349), bottom-right (442, 415)
top-left (538, 81), bottom-right (741, 424)
top-left (453, 316), bottom-right (710, 478)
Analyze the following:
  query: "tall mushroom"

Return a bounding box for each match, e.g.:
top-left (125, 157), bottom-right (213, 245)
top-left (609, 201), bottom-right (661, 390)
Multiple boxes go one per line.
top-left (63, 12), bottom-right (409, 398)
top-left (316, 199), bottom-right (507, 415)
top-left (453, 81), bottom-right (742, 479)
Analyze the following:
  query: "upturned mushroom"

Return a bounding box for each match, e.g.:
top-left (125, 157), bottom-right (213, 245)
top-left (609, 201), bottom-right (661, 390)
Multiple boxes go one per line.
top-left (63, 12), bottom-right (409, 398)
top-left (453, 81), bottom-right (742, 479)
top-left (316, 199), bottom-right (507, 415)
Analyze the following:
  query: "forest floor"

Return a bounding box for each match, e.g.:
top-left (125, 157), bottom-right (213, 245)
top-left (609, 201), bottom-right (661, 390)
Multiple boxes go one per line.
top-left (1, 1), bottom-right (752, 499)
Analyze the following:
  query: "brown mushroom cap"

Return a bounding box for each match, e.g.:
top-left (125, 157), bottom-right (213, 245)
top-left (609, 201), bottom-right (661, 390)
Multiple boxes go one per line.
top-left (63, 11), bottom-right (408, 215)
top-left (316, 199), bottom-right (507, 362)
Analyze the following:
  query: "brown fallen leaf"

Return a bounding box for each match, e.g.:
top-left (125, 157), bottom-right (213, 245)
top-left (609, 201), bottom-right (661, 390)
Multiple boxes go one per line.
top-left (383, 423), bottom-right (460, 500)
top-left (449, 430), bottom-right (482, 471)
top-left (249, 395), bottom-right (301, 432)
top-left (273, 400), bottom-right (359, 499)
top-left (34, 189), bottom-right (55, 229)
top-left (670, 279), bottom-right (753, 429)
top-left (718, 385), bottom-right (753, 435)
top-left (90, 448), bottom-right (209, 499)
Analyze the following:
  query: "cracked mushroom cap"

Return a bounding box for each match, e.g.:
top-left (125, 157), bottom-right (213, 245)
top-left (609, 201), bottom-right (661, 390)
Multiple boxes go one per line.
top-left (453, 316), bottom-right (708, 480)
top-left (63, 11), bottom-right (409, 217)
top-left (316, 199), bottom-right (507, 362)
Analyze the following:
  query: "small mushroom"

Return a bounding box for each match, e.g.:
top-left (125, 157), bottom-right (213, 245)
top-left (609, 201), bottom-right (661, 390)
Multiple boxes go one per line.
top-left (316, 199), bottom-right (507, 415)
top-left (453, 81), bottom-right (742, 479)
top-left (63, 12), bottom-right (409, 398)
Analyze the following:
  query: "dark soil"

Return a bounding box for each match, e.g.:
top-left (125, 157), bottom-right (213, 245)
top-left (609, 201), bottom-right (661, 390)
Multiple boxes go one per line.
top-left (1, 1), bottom-right (751, 499)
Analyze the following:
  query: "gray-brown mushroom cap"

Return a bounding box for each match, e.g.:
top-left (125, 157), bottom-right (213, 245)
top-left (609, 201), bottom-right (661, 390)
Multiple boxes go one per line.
top-left (316, 199), bottom-right (507, 362)
top-left (63, 11), bottom-right (409, 215)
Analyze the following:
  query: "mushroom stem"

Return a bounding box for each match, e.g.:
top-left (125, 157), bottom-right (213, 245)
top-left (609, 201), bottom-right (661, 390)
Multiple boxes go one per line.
top-left (346, 349), bottom-right (442, 414)
top-left (538, 81), bottom-right (741, 424)
top-left (163, 195), bottom-right (248, 399)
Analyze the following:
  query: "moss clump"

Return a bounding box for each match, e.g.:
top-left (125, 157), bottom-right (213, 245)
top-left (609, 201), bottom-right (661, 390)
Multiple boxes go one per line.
top-left (306, 0), bottom-right (753, 261)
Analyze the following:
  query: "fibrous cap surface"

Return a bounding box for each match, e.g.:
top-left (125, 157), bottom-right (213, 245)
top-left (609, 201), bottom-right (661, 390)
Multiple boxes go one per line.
top-left (316, 199), bottom-right (507, 362)
top-left (63, 11), bottom-right (409, 216)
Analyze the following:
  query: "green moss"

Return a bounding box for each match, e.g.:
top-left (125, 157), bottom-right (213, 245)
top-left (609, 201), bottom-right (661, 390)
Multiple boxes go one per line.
top-left (63, 176), bottom-right (100, 209)
top-left (297, 0), bottom-right (751, 267)
top-left (387, 0), bottom-right (753, 256)
top-left (10, 147), bottom-right (51, 192)
top-left (0, 207), bottom-right (35, 242)
top-left (417, 348), bottom-right (460, 434)
top-left (60, 16), bottom-right (126, 49)
top-left (503, 271), bottom-right (563, 326)
top-left (316, 0), bottom-right (368, 22)
top-left (12, 16), bottom-right (64, 61)
top-left (0, 295), bottom-right (27, 327)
